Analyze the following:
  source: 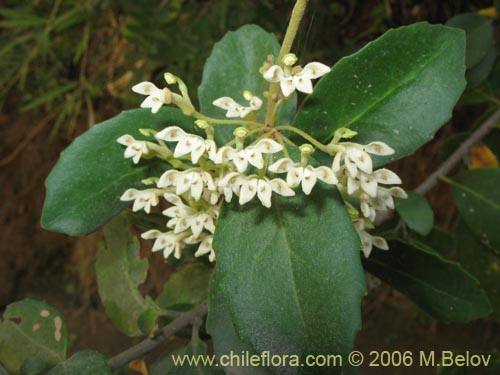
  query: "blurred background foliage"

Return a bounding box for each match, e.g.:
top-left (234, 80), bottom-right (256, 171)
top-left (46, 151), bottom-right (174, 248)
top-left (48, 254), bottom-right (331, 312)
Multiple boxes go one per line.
top-left (0, 0), bottom-right (493, 135)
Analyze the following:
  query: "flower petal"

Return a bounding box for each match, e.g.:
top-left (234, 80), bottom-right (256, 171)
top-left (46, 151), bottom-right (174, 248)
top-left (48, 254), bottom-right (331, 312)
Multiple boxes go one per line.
top-left (299, 62), bottom-right (331, 79)
top-left (364, 141), bottom-right (394, 156)
top-left (263, 65), bottom-right (284, 82)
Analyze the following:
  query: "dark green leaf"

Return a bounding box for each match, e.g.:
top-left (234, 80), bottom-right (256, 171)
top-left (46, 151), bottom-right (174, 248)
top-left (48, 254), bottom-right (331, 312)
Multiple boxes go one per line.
top-left (0, 299), bottom-right (67, 374)
top-left (41, 108), bottom-right (195, 236)
top-left (439, 132), bottom-right (470, 161)
top-left (95, 215), bottom-right (159, 337)
top-left (20, 358), bottom-right (45, 375)
top-left (446, 13), bottom-right (494, 69)
top-left (294, 22), bottom-right (466, 166)
top-left (466, 46), bottom-right (496, 88)
top-left (395, 191), bottom-right (434, 236)
top-left (212, 185), bottom-right (366, 374)
top-left (364, 240), bottom-right (492, 322)
top-left (157, 263), bottom-right (212, 311)
top-left (456, 220), bottom-right (500, 320)
top-left (46, 351), bottom-right (110, 375)
top-left (448, 168), bottom-right (500, 251)
top-left (408, 228), bottom-right (455, 258)
top-left (207, 275), bottom-right (273, 375)
top-left (198, 24), bottom-right (296, 144)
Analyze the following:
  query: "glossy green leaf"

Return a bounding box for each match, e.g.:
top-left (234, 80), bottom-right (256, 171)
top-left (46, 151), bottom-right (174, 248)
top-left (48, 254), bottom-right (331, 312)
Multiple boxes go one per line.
top-left (156, 263), bottom-right (212, 311)
top-left (46, 351), bottom-right (110, 375)
top-left (207, 275), bottom-right (273, 375)
top-left (364, 240), bottom-right (491, 323)
top-left (198, 24), bottom-right (296, 144)
top-left (212, 185), bottom-right (366, 374)
top-left (95, 215), bottom-right (159, 337)
top-left (446, 13), bottom-right (494, 69)
top-left (448, 168), bottom-right (500, 251)
top-left (395, 191), bottom-right (434, 236)
top-left (456, 220), bottom-right (500, 320)
top-left (42, 108), bottom-right (195, 236)
top-left (294, 22), bottom-right (466, 166)
top-left (0, 299), bottom-right (68, 374)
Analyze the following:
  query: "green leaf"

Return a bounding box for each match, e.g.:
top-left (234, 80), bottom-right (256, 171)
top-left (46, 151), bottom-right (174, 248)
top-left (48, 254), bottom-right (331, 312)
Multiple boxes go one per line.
top-left (167, 336), bottom-right (222, 375)
top-left (41, 107), bottom-right (195, 236)
top-left (0, 299), bottom-right (68, 374)
top-left (446, 13), bottom-right (494, 69)
top-left (212, 185), bottom-right (366, 374)
top-left (207, 275), bottom-right (273, 375)
top-left (448, 168), bottom-right (500, 251)
top-left (466, 46), bottom-right (496, 88)
top-left (363, 240), bottom-right (492, 322)
top-left (198, 24), bottom-right (296, 144)
top-left (157, 263), bottom-right (212, 311)
top-left (408, 227), bottom-right (455, 258)
top-left (46, 351), bottom-right (110, 375)
top-left (293, 22), bottom-right (466, 166)
top-left (456, 220), bottom-right (500, 320)
top-left (395, 191), bottom-right (434, 236)
top-left (95, 214), bottom-right (159, 337)
top-left (19, 358), bottom-right (45, 375)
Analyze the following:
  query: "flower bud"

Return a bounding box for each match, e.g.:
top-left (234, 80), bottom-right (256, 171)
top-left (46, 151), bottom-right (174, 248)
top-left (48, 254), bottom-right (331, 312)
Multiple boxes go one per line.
top-left (283, 53), bottom-right (298, 67)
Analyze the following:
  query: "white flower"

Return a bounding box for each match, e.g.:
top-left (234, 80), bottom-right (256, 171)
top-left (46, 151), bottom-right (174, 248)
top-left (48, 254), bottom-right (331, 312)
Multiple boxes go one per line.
top-left (215, 139), bottom-right (282, 172)
top-left (358, 186), bottom-right (408, 221)
top-left (156, 126), bottom-right (216, 163)
top-left (193, 235), bottom-right (215, 262)
top-left (212, 96), bottom-right (262, 118)
top-left (238, 175), bottom-right (295, 208)
top-left (332, 141), bottom-right (394, 177)
top-left (269, 158), bottom-right (338, 195)
top-left (117, 135), bottom-right (152, 164)
top-left (352, 219), bottom-right (389, 258)
top-left (219, 172), bottom-right (244, 202)
top-left (132, 82), bottom-right (171, 113)
top-left (120, 188), bottom-right (163, 213)
top-left (141, 229), bottom-right (185, 259)
top-left (263, 62), bottom-right (331, 97)
top-left (158, 169), bottom-right (216, 201)
top-left (174, 211), bottom-right (216, 237)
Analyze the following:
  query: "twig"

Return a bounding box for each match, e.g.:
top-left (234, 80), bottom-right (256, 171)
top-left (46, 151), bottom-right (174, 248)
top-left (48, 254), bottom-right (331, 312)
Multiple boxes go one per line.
top-left (107, 301), bottom-right (208, 371)
top-left (415, 108), bottom-right (500, 195)
top-left (376, 108), bottom-right (500, 225)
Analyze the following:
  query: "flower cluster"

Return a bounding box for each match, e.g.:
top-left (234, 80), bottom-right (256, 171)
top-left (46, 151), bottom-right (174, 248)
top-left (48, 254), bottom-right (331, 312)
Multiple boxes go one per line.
top-left (119, 53), bottom-right (406, 262)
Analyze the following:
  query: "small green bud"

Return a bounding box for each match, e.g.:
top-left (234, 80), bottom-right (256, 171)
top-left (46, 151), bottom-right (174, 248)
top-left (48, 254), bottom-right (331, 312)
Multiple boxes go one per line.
top-left (139, 128), bottom-right (157, 137)
top-left (195, 119), bottom-right (210, 129)
top-left (283, 53), bottom-right (298, 66)
top-left (233, 127), bottom-right (249, 138)
top-left (299, 143), bottom-right (315, 155)
top-left (243, 90), bottom-right (254, 101)
top-left (335, 127), bottom-right (358, 140)
top-left (141, 177), bottom-right (158, 185)
top-left (164, 72), bottom-right (177, 85)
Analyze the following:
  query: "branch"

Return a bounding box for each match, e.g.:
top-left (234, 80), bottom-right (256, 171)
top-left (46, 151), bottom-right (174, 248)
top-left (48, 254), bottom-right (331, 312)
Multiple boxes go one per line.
top-left (376, 107), bottom-right (500, 225)
top-left (107, 301), bottom-right (208, 371)
top-left (414, 108), bottom-right (500, 195)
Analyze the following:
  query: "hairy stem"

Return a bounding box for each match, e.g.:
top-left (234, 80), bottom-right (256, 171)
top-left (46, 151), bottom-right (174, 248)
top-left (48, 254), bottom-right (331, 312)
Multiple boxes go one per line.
top-left (265, 0), bottom-right (309, 126)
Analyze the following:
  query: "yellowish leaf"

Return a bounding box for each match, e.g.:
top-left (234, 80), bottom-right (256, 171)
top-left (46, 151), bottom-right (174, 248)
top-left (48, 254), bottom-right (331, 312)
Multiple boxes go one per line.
top-left (478, 7), bottom-right (497, 19)
top-left (470, 144), bottom-right (499, 168)
top-left (129, 359), bottom-right (149, 375)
